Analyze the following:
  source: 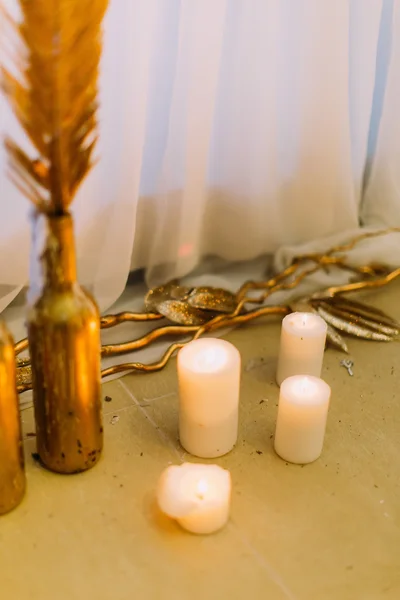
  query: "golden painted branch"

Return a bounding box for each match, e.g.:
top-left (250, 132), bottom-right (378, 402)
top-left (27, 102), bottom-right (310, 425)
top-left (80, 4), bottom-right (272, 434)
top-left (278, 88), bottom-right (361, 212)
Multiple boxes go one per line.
top-left (98, 265), bottom-right (400, 368)
top-left (15, 226), bottom-right (400, 359)
top-left (292, 227), bottom-right (400, 261)
top-left (326, 227), bottom-right (400, 254)
top-left (16, 305), bottom-right (288, 391)
top-left (101, 324), bottom-right (199, 357)
top-left (100, 311), bottom-right (163, 328)
top-left (237, 227), bottom-right (400, 301)
top-left (14, 227), bottom-right (400, 394)
top-left (15, 339), bottom-right (29, 355)
top-left (98, 306), bottom-right (289, 378)
top-left (15, 311), bottom-right (164, 356)
top-left (15, 264), bottom-right (400, 389)
top-left (236, 262), bottom-right (302, 301)
top-left (317, 266), bottom-right (400, 298)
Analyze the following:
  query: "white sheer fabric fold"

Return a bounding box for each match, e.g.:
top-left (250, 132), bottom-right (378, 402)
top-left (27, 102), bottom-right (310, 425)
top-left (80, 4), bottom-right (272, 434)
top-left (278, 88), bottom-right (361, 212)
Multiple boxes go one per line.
top-left (1, 0), bottom-right (400, 315)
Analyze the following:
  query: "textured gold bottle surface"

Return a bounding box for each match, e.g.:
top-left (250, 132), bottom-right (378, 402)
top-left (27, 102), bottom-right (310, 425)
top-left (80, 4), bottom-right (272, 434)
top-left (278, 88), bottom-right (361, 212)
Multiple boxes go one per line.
top-left (27, 214), bottom-right (103, 474)
top-left (0, 322), bottom-right (26, 514)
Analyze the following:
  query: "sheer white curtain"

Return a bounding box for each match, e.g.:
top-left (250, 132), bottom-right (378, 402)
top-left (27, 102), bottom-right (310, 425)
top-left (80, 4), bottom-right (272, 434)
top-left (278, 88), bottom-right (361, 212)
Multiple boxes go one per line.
top-left (1, 0), bottom-right (400, 315)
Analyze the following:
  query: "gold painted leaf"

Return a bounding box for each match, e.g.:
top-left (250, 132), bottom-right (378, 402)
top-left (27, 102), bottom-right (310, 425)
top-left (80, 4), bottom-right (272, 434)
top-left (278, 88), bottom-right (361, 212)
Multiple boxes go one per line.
top-left (318, 300), bottom-right (399, 337)
top-left (325, 324), bottom-right (349, 354)
top-left (156, 300), bottom-right (214, 326)
top-left (327, 296), bottom-right (400, 329)
top-left (316, 306), bottom-right (393, 342)
top-left (186, 287), bottom-right (238, 314)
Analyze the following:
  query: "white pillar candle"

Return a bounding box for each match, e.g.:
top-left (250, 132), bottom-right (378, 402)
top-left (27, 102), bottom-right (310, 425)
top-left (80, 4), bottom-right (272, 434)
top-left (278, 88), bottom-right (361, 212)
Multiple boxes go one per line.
top-left (157, 463), bottom-right (231, 534)
top-left (276, 312), bottom-right (327, 386)
top-left (274, 375), bottom-right (331, 464)
top-left (177, 338), bottom-right (241, 458)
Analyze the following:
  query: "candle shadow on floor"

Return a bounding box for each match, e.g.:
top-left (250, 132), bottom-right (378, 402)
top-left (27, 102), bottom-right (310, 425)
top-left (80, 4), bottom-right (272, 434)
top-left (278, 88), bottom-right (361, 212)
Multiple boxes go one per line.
top-left (143, 491), bottom-right (181, 535)
top-left (239, 354), bottom-right (280, 457)
top-left (244, 355), bottom-right (277, 384)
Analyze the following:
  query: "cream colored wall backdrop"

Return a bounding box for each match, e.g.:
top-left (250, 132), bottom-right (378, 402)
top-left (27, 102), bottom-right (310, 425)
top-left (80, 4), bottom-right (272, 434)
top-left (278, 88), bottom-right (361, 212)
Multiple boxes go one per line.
top-left (1, 0), bottom-right (400, 314)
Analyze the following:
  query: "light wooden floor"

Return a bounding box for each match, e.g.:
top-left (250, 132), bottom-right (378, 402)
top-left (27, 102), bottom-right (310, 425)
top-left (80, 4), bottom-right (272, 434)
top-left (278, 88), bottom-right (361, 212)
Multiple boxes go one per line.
top-left (2, 284), bottom-right (400, 599)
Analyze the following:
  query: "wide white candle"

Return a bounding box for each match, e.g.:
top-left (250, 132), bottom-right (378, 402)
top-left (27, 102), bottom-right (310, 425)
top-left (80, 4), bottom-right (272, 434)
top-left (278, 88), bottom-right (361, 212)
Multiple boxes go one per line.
top-left (276, 312), bottom-right (327, 386)
top-left (178, 338), bottom-right (241, 458)
top-left (157, 463), bottom-right (231, 534)
top-left (274, 375), bottom-right (331, 464)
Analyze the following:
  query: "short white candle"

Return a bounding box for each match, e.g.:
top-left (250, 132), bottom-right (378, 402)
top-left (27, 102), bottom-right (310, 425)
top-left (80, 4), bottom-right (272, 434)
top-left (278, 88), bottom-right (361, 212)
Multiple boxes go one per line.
top-left (276, 312), bottom-right (327, 386)
top-left (274, 375), bottom-right (331, 464)
top-left (157, 463), bottom-right (231, 534)
top-left (177, 338), bottom-right (241, 458)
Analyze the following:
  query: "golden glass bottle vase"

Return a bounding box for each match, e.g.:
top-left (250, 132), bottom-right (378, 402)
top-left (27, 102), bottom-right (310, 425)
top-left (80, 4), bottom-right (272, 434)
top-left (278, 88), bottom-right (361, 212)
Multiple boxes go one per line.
top-left (27, 212), bottom-right (103, 473)
top-left (0, 321), bottom-right (26, 514)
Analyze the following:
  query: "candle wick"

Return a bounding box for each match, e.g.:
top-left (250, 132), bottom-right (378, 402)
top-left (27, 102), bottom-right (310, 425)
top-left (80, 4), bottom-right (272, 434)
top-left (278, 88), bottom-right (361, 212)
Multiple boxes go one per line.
top-left (196, 479), bottom-right (208, 500)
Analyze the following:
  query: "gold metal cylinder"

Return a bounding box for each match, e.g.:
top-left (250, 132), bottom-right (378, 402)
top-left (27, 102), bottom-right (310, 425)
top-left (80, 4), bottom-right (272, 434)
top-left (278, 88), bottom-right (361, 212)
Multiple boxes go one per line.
top-left (0, 322), bottom-right (26, 514)
top-left (27, 212), bottom-right (103, 474)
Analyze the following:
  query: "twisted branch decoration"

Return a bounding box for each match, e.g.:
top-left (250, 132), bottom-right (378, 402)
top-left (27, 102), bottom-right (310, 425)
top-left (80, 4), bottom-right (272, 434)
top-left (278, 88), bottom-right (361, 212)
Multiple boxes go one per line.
top-left (15, 228), bottom-right (400, 393)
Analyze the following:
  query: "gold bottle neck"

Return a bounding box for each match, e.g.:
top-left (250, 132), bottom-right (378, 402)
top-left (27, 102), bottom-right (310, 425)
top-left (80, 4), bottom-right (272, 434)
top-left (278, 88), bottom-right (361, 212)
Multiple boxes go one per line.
top-left (45, 214), bottom-right (77, 286)
top-left (29, 211), bottom-right (77, 296)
